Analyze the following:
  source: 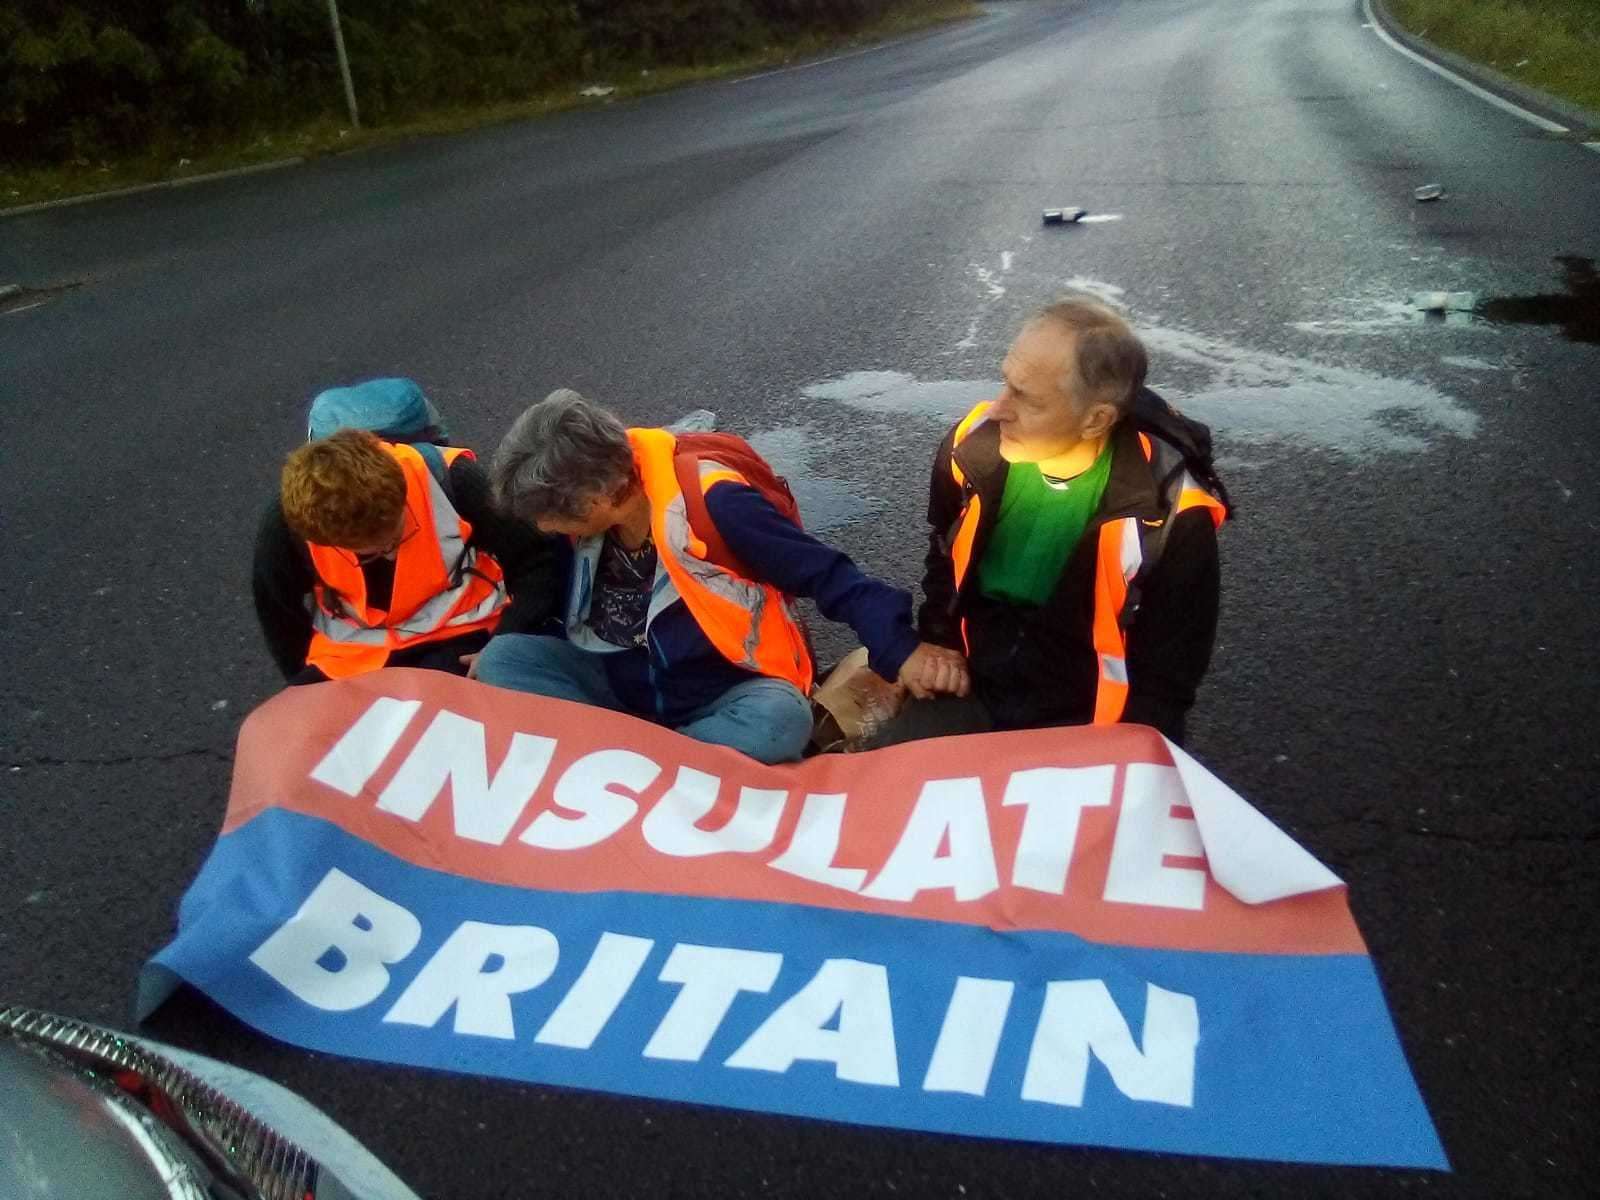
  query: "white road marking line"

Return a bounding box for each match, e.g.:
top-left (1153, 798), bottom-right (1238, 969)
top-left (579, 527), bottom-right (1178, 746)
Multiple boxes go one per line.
top-left (3, 300), bottom-right (48, 314)
top-left (730, 39), bottom-right (898, 84)
top-left (1361, 0), bottom-right (1568, 135)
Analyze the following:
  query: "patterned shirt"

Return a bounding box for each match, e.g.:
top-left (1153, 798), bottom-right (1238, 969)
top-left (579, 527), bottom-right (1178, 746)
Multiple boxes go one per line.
top-left (588, 533), bottom-right (658, 648)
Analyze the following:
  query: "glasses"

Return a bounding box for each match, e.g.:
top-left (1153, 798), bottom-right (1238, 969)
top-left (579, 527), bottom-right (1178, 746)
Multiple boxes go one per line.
top-left (347, 512), bottom-right (418, 565)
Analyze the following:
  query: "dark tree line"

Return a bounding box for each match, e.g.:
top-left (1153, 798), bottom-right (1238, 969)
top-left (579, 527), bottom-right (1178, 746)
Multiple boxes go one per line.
top-left (1, 1), bottom-right (909, 165)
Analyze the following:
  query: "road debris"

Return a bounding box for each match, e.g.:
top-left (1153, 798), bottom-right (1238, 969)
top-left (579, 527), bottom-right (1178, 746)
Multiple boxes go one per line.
top-left (1413, 184), bottom-right (1445, 202)
top-left (1042, 207), bottom-right (1086, 224)
top-left (578, 85), bottom-right (616, 98)
top-left (1411, 291), bottom-right (1476, 313)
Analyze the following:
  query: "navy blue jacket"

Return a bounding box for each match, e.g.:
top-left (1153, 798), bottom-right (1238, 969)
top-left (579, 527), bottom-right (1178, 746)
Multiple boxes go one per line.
top-left (561, 483), bottom-right (920, 722)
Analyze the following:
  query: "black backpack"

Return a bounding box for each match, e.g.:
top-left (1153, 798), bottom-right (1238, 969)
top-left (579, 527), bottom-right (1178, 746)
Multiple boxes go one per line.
top-left (1129, 386), bottom-right (1235, 517)
top-left (1120, 387), bottom-right (1232, 630)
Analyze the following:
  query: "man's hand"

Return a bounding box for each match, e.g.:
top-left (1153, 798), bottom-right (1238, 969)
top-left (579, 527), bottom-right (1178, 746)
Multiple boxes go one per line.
top-left (460, 652), bottom-right (482, 679)
top-left (897, 642), bottom-right (972, 701)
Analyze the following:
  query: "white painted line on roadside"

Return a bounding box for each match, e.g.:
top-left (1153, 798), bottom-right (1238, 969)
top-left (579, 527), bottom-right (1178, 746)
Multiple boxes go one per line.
top-left (730, 39), bottom-right (898, 84)
top-left (3, 301), bottom-right (49, 315)
top-left (1585, 142), bottom-right (1600, 156)
top-left (1361, 0), bottom-right (1568, 135)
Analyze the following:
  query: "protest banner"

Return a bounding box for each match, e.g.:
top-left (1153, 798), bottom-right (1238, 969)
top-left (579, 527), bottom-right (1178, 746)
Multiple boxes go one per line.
top-left (140, 670), bottom-right (1446, 1168)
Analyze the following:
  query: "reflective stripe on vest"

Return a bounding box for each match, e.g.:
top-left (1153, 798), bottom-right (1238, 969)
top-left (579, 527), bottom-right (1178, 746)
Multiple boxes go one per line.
top-left (1090, 472), bottom-right (1223, 722)
top-left (945, 401), bottom-right (1227, 724)
top-left (630, 428), bottom-right (814, 693)
top-left (305, 443), bottom-right (508, 678)
top-left (1091, 516), bottom-right (1143, 722)
top-left (946, 403), bottom-right (995, 599)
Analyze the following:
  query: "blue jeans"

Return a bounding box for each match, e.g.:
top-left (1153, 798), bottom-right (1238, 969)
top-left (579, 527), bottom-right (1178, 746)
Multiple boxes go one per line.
top-left (477, 634), bottom-right (814, 765)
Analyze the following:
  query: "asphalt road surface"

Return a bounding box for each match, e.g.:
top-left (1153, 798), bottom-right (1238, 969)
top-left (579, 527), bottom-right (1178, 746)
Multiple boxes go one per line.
top-left (3, 0), bottom-right (1597, 1196)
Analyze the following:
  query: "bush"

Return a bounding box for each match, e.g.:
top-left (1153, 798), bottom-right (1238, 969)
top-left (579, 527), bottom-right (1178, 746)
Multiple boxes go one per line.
top-left (0, 0), bottom-right (928, 167)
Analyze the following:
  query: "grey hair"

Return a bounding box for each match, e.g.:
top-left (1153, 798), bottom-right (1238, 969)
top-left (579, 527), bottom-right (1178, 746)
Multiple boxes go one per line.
top-left (1029, 296), bottom-right (1148, 412)
top-left (492, 388), bottom-right (637, 522)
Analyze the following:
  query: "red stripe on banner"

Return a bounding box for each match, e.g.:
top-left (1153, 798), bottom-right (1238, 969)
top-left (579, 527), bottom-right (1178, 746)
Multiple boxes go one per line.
top-left (221, 671), bottom-right (1364, 956)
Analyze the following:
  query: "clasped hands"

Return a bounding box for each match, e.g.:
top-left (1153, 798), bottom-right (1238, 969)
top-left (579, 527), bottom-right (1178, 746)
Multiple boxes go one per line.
top-left (896, 642), bottom-right (972, 701)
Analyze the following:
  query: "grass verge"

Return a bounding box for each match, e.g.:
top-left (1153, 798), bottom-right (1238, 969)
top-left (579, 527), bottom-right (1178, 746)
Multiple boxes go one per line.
top-left (1384, 0), bottom-right (1600, 116)
top-left (1, 1), bottom-right (978, 213)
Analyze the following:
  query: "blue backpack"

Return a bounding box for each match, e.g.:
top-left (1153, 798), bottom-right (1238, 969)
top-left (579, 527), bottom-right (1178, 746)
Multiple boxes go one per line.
top-left (306, 377), bottom-right (451, 484)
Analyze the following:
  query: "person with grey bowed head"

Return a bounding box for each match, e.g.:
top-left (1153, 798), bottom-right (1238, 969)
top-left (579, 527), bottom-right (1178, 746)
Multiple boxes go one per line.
top-left (475, 389), bottom-right (969, 763)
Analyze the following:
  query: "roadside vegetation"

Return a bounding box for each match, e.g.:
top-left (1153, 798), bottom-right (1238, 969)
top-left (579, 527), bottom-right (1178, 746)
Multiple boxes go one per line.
top-left (1385, 0), bottom-right (1600, 115)
top-left (0, 0), bottom-right (977, 209)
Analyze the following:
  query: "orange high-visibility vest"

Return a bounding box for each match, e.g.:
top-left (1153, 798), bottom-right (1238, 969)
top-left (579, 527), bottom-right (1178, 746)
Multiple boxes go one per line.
top-left (946, 402), bottom-right (1226, 724)
top-left (630, 428), bottom-right (814, 693)
top-left (305, 443), bottom-right (508, 679)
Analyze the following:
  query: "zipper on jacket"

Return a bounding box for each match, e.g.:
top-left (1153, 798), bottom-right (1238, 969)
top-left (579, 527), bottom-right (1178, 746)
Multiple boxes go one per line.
top-left (647, 626), bottom-right (668, 719)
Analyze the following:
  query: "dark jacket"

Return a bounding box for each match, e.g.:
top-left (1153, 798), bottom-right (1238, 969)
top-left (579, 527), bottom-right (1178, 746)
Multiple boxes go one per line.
top-left (253, 454), bottom-right (563, 680)
top-left (918, 418), bottom-right (1220, 742)
top-left (558, 482), bottom-right (922, 723)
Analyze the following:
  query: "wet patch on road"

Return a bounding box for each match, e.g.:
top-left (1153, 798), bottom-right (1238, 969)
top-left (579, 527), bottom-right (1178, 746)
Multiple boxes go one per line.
top-left (802, 371), bottom-right (994, 421)
top-left (1140, 322), bottom-right (1480, 456)
top-left (1290, 299), bottom-right (1479, 335)
top-left (1291, 258), bottom-right (1600, 346)
top-left (745, 424), bottom-right (884, 534)
top-left (1476, 257), bottom-right (1600, 345)
top-left (803, 275), bottom-right (1480, 460)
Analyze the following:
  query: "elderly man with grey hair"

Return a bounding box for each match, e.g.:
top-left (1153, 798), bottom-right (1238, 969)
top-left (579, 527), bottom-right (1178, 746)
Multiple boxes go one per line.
top-left (868, 298), bottom-right (1228, 747)
top-left (476, 390), bottom-right (967, 763)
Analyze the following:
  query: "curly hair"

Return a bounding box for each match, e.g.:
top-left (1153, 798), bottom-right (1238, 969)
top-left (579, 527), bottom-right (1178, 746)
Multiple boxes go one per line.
top-left (281, 429), bottom-right (407, 548)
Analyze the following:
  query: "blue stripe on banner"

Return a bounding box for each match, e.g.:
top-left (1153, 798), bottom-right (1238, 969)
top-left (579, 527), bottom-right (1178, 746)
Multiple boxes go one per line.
top-left (145, 809), bottom-right (1446, 1169)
